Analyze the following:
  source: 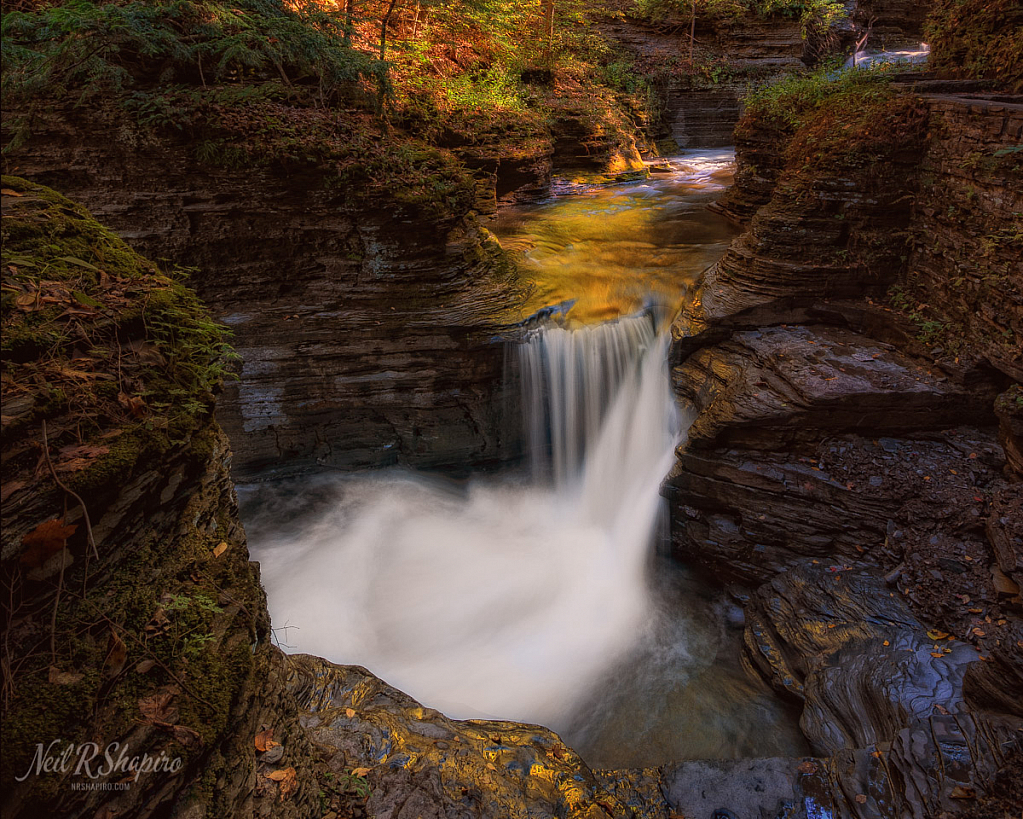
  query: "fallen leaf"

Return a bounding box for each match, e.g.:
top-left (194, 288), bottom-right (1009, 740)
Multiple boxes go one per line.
top-left (883, 640), bottom-right (890, 646)
top-left (950, 785), bottom-right (976, 799)
top-left (933, 704), bottom-right (950, 715)
top-left (139, 686), bottom-right (180, 724)
top-left (930, 652), bottom-right (944, 657)
top-left (20, 519), bottom-right (77, 569)
top-left (136, 659), bottom-right (156, 674)
top-left (797, 760), bottom-right (818, 775)
top-left (145, 606), bottom-right (170, 634)
top-left (2, 188), bottom-right (24, 196)
top-left (345, 708), bottom-right (356, 718)
top-left (255, 728), bottom-right (280, 753)
top-left (855, 794), bottom-right (868, 804)
top-left (118, 392), bottom-right (148, 417)
top-left (351, 767), bottom-right (371, 777)
top-left (104, 630), bottom-right (128, 677)
top-left (212, 541), bottom-right (228, 558)
top-left (972, 628), bottom-right (986, 637)
top-left (265, 767), bottom-right (298, 801)
top-left (49, 666), bottom-right (84, 685)
top-left (61, 257), bottom-right (102, 273)
top-left (927, 630), bottom-right (950, 640)
top-left (486, 762), bottom-right (496, 771)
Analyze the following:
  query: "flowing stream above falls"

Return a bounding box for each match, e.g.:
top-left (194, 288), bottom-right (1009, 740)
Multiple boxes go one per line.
top-left (242, 152), bottom-right (808, 768)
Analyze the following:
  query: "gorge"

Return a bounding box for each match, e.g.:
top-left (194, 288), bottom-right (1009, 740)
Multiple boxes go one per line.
top-left (2, 0), bottom-right (1021, 818)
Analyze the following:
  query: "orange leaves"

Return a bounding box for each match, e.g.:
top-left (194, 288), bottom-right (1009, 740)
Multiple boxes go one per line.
top-left (104, 629), bottom-right (128, 678)
top-left (118, 392), bottom-right (148, 418)
top-left (265, 767), bottom-right (298, 801)
top-left (255, 728), bottom-right (281, 753)
top-left (212, 541), bottom-right (228, 559)
top-left (19, 518), bottom-right (77, 569)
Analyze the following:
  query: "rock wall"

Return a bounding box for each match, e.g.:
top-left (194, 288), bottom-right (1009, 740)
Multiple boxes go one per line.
top-left (597, 14), bottom-right (804, 152)
top-left (3, 111), bottom-right (526, 482)
top-left (902, 94), bottom-right (1023, 382)
top-left (0, 180), bottom-right (317, 818)
top-left (663, 82), bottom-right (1023, 817)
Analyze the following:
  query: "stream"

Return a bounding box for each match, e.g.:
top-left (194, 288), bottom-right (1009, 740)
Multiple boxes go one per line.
top-left (242, 151), bottom-right (808, 769)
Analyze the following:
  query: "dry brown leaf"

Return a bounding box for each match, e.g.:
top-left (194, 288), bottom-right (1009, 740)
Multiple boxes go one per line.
top-left (351, 767), bottom-right (371, 777)
top-left (118, 392), bottom-right (148, 417)
top-left (255, 728), bottom-right (280, 753)
top-left (950, 786), bottom-right (976, 799)
top-left (212, 541), bottom-right (228, 558)
top-left (345, 707), bottom-right (356, 718)
top-left (20, 519), bottom-right (77, 569)
top-left (930, 652), bottom-right (944, 658)
top-left (136, 659), bottom-right (157, 674)
top-left (855, 794), bottom-right (867, 804)
top-left (797, 760), bottom-right (818, 775)
top-left (2, 188), bottom-right (24, 196)
top-left (265, 767), bottom-right (298, 801)
top-left (104, 630), bottom-right (128, 677)
top-left (926, 630), bottom-right (950, 640)
top-left (49, 666), bottom-right (84, 685)
top-left (139, 687), bottom-right (180, 724)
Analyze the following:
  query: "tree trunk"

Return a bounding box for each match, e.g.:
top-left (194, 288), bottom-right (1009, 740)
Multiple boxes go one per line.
top-left (344, 0), bottom-right (355, 46)
top-left (689, 2), bottom-right (696, 62)
top-left (378, 0), bottom-right (402, 113)
top-left (541, 0), bottom-right (555, 65)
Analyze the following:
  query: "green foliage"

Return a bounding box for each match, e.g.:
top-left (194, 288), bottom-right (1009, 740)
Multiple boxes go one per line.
top-left (631, 0), bottom-right (846, 42)
top-left (740, 64), bottom-right (894, 130)
top-left (925, 0), bottom-right (1023, 90)
top-left (1, 0), bottom-right (378, 108)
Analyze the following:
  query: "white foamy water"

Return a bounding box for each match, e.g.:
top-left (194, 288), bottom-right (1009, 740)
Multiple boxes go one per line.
top-left (246, 314), bottom-right (684, 726)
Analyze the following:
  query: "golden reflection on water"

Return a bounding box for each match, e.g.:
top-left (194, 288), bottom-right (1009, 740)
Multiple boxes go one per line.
top-left (491, 153), bottom-right (740, 325)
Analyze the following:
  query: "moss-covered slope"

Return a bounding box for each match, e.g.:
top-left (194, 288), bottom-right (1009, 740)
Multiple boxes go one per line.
top-left (0, 178), bottom-right (316, 818)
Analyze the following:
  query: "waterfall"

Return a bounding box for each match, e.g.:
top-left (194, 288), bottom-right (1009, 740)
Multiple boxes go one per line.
top-left (245, 314), bottom-right (686, 727)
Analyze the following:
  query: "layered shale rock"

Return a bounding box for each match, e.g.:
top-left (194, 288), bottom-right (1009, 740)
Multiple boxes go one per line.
top-left (0, 179), bottom-right (316, 818)
top-left (596, 14), bottom-right (804, 153)
top-left (901, 94), bottom-right (1023, 382)
top-left (3, 111), bottom-right (526, 481)
top-left (744, 562), bottom-right (1021, 819)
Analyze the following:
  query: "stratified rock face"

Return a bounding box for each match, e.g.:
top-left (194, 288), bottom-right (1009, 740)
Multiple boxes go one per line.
top-left (744, 562), bottom-right (1020, 819)
top-left (596, 15), bottom-right (804, 151)
top-left (4, 113), bottom-right (525, 481)
top-left (852, 0), bottom-right (933, 46)
top-left (286, 655), bottom-right (628, 819)
top-left (904, 95), bottom-right (1023, 382)
top-left (0, 181), bottom-right (316, 818)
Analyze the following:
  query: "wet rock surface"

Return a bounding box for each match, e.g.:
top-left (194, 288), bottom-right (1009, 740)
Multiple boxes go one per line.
top-left (744, 562), bottom-right (1022, 819)
top-left (287, 655), bottom-right (629, 819)
top-left (664, 74), bottom-right (1022, 819)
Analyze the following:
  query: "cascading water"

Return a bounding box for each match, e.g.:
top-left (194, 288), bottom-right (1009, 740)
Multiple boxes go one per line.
top-left (245, 312), bottom-right (682, 727)
top-left (244, 154), bottom-right (808, 767)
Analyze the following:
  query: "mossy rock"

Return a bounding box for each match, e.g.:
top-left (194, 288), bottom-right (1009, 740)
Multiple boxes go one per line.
top-left (1, 176), bottom-right (233, 494)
